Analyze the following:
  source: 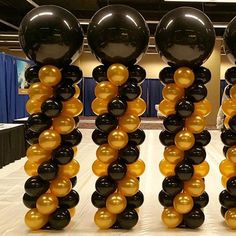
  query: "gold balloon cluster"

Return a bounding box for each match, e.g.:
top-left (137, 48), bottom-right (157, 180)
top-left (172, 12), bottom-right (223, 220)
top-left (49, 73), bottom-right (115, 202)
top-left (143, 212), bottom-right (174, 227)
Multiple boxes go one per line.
top-left (24, 65), bottom-right (83, 230)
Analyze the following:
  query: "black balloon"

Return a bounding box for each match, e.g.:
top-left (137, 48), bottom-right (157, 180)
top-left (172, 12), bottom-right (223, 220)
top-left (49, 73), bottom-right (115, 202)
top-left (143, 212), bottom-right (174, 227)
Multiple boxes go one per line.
top-left (194, 130), bottom-right (211, 146)
top-left (155, 7), bottom-right (215, 67)
top-left (59, 190), bottom-right (79, 208)
top-left (74, 116), bottom-right (80, 128)
top-left (128, 129), bottom-right (146, 145)
top-left (95, 176), bottom-right (117, 197)
top-left (118, 145), bottom-right (140, 164)
top-left (128, 65), bottom-right (146, 84)
top-left (52, 145), bottom-right (74, 165)
top-left (70, 176), bottom-right (77, 188)
top-left (87, 5), bottom-right (149, 66)
top-left (183, 208), bottom-right (205, 229)
top-left (229, 115), bottom-right (236, 133)
top-left (159, 130), bottom-right (175, 146)
top-left (91, 191), bottom-right (107, 208)
top-left (55, 82), bottom-right (75, 101)
top-left (193, 191), bottom-right (209, 208)
top-left (19, 5), bottom-right (84, 67)
top-left (175, 161), bottom-right (194, 181)
top-left (221, 129), bottom-right (236, 146)
top-left (219, 190), bottom-right (236, 208)
top-left (162, 176), bottom-right (183, 196)
top-left (23, 193), bottom-right (37, 208)
top-left (126, 191), bottom-right (144, 208)
top-left (223, 146), bottom-right (230, 157)
top-left (225, 67), bottom-right (236, 84)
top-left (62, 65), bottom-right (83, 84)
top-left (221, 206), bottom-right (228, 218)
top-left (185, 145), bottom-right (206, 165)
top-left (41, 98), bottom-right (62, 118)
top-left (49, 208), bottom-right (71, 230)
top-left (61, 128), bottom-right (82, 147)
top-left (225, 85), bottom-right (232, 98)
top-left (163, 114), bottom-right (184, 133)
top-left (158, 190), bottom-right (174, 207)
top-left (92, 65), bottom-right (108, 83)
top-left (25, 128), bottom-right (40, 145)
top-left (159, 67), bottom-right (175, 84)
top-left (108, 97), bottom-right (127, 117)
top-left (117, 208), bottom-right (138, 229)
top-left (186, 82), bottom-right (207, 102)
top-left (176, 99), bottom-right (194, 118)
top-left (119, 82), bottom-right (141, 101)
top-left (38, 161), bottom-right (58, 181)
top-left (227, 176), bottom-right (236, 197)
top-left (95, 113), bottom-right (118, 133)
top-left (108, 161), bottom-right (127, 181)
top-left (27, 113), bottom-right (52, 133)
top-left (92, 129), bottom-right (108, 145)
top-left (194, 67), bottom-right (211, 84)
top-left (25, 65), bottom-right (40, 84)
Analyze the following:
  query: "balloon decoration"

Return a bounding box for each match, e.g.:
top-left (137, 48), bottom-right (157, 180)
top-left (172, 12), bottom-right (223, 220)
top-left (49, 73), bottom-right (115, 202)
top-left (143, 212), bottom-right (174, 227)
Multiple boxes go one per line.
top-left (155, 7), bottom-right (215, 229)
top-left (88, 5), bottom-right (149, 230)
top-left (19, 5), bottom-right (84, 230)
top-left (219, 16), bottom-right (236, 229)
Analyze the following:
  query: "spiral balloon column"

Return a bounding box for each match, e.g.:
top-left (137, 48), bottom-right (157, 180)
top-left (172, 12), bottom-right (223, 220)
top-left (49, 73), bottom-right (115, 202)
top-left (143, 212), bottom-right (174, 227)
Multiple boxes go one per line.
top-left (19, 6), bottom-right (84, 230)
top-left (155, 7), bottom-right (215, 229)
top-left (87, 5), bottom-right (149, 230)
top-left (219, 16), bottom-right (236, 229)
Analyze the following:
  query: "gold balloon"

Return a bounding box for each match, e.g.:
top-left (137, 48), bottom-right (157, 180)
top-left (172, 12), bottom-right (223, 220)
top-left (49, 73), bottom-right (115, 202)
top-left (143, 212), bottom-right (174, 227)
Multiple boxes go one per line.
top-left (174, 67), bottom-right (195, 88)
top-left (94, 208), bottom-right (116, 229)
top-left (39, 65), bottom-right (62, 87)
top-left (53, 115), bottom-right (75, 135)
top-left (107, 63), bottom-right (129, 86)
top-left (50, 177), bottom-right (72, 197)
top-left (39, 129), bottom-right (61, 151)
top-left (185, 114), bottom-right (206, 134)
top-left (164, 145), bottom-right (184, 164)
top-left (36, 193), bottom-right (58, 215)
top-left (25, 208), bottom-right (48, 230)
top-left (96, 144), bottom-right (118, 164)
top-left (108, 129), bottom-right (128, 150)
top-left (73, 84), bottom-right (80, 98)
top-left (28, 82), bottom-right (53, 100)
top-left (224, 116), bottom-right (231, 129)
top-left (118, 176), bottom-right (139, 196)
top-left (159, 100), bottom-right (176, 117)
top-left (222, 99), bottom-right (236, 117)
top-left (26, 98), bottom-right (43, 115)
top-left (106, 192), bottom-right (127, 214)
top-left (162, 83), bottom-right (184, 103)
top-left (219, 159), bottom-right (236, 177)
top-left (175, 130), bottom-right (195, 151)
top-left (73, 146), bottom-right (78, 156)
top-left (58, 159), bottom-right (80, 178)
top-left (69, 208), bottom-right (76, 217)
top-left (26, 144), bottom-right (51, 164)
top-left (119, 113), bottom-right (141, 133)
top-left (92, 159), bottom-right (108, 176)
top-left (225, 208), bottom-right (236, 229)
top-left (194, 99), bottom-right (212, 117)
top-left (91, 98), bottom-right (109, 115)
top-left (227, 146), bottom-right (236, 164)
top-left (61, 97), bottom-right (83, 117)
top-left (230, 84), bottom-right (236, 102)
top-left (184, 177), bottom-right (205, 197)
top-left (95, 81), bottom-right (118, 100)
top-left (193, 161), bottom-right (210, 178)
top-left (127, 159), bottom-right (145, 177)
top-left (126, 98), bottom-right (146, 116)
top-left (221, 175), bottom-right (230, 188)
top-left (161, 207), bottom-right (183, 228)
top-left (24, 160), bottom-right (39, 176)
top-left (173, 193), bottom-right (194, 214)
top-left (159, 159), bottom-right (175, 177)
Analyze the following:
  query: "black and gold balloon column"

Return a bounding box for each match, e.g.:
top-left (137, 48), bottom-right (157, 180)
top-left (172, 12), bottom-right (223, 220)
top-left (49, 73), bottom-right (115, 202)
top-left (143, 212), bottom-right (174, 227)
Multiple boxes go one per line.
top-left (87, 5), bottom-right (149, 230)
top-left (219, 16), bottom-right (236, 229)
top-left (155, 7), bottom-right (215, 229)
top-left (19, 5), bottom-right (84, 230)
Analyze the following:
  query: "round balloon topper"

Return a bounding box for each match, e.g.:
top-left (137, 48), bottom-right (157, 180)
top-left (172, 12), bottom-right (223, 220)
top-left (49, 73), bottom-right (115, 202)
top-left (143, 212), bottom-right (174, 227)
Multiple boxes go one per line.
top-left (87, 4), bottom-right (150, 66)
top-left (155, 7), bottom-right (215, 68)
top-left (19, 5), bottom-right (84, 68)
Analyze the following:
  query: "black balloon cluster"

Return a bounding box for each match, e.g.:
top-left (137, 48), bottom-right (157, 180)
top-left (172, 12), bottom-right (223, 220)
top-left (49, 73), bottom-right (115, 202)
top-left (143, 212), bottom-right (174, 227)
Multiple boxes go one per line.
top-left (88, 5), bottom-right (149, 230)
top-left (19, 5), bottom-right (84, 230)
top-left (155, 7), bottom-right (215, 229)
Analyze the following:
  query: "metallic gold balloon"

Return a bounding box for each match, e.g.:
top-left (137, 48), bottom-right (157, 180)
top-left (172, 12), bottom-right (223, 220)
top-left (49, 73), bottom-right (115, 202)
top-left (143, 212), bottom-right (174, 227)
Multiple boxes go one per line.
top-left (185, 114), bottom-right (206, 134)
top-left (53, 115), bottom-right (75, 134)
top-left (222, 99), bottom-right (236, 117)
top-left (194, 99), bottom-right (212, 117)
top-left (119, 113), bottom-right (141, 133)
top-left (94, 208), bottom-right (116, 229)
top-left (25, 208), bottom-right (48, 230)
top-left (72, 146), bottom-right (78, 156)
top-left (162, 83), bottom-right (184, 103)
top-left (24, 160), bottom-right (39, 176)
top-left (26, 98), bottom-right (44, 115)
top-left (164, 145), bottom-right (184, 164)
top-left (58, 159), bottom-right (80, 178)
top-left (39, 129), bottom-right (61, 151)
top-left (36, 193), bottom-right (58, 215)
top-left (50, 177), bottom-right (72, 197)
top-left (220, 159), bottom-right (236, 177)
top-left (106, 192), bottom-right (127, 214)
top-left (173, 193), bottom-right (194, 214)
top-left (184, 177), bottom-right (205, 197)
top-left (159, 159), bottom-right (175, 176)
top-left (39, 65), bottom-right (62, 87)
top-left (127, 159), bottom-right (145, 177)
top-left (26, 144), bottom-right (51, 164)
top-left (127, 98), bottom-right (146, 116)
top-left (174, 67), bottom-right (195, 88)
top-left (73, 84), bottom-right (80, 98)
top-left (92, 159), bottom-right (108, 176)
top-left (95, 81), bottom-right (118, 100)
top-left (227, 146), bottom-right (236, 164)
top-left (175, 130), bottom-right (195, 151)
top-left (230, 84), bottom-right (236, 102)
top-left (225, 208), bottom-right (236, 229)
top-left (28, 82), bottom-right (53, 100)
top-left (159, 99), bottom-right (176, 117)
top-left (107, 63), bottom-right (129, 86)
top-left (193, 161), bottom-right (210, 178)
top-left (118, 176), bottom-right (139, 196)
top-left (69, 208), bottom-right (76, 217)
top-left (91, 98), bottom-right (109, 116)
top-left (108, 129), bottom-right (128, 150)
top-left (61, 97), bottom-right (83, 117)
top-left (224, 116), bottom-right (231, 129)
top-left (96, 144), bottom-right (118, 164)
top-left (161, 207), bottom-right (183, 228)
top-left (221, 175), bottom-right (229, 188)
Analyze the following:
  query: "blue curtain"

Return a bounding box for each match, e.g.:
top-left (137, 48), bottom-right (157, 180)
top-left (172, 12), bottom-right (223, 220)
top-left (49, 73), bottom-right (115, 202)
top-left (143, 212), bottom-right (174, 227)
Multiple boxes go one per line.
top-left (220, 79), bottom-right (227, 104)
top-left (140, 80), bottom-right (148, 117)
top-left (83, 77), bottom-right (96, 116)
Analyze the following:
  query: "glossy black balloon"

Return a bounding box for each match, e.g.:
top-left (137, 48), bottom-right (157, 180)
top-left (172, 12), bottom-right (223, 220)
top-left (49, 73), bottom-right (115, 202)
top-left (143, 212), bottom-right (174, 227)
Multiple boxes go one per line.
top-left (185, 145), bottom-right (206, 165)
top-left (59, 190), bottom-right (79, 208)
top-left (23, 193), bottom-right (37, 208)
top-left (27, 113), bottom-right (52, 133)
top-left (162, 176), bottom-right (183, 196)
top-left (74, 116), bottom-right (80, 128)
top-left (183, 208), bottom-right (205, 229)
top-left (95, 176), bottom-right (117, 197)
top-left (25, 65), bottom-right (40, 84)
top-left (225, 67), bottom-right (236, 84)
top-left (95, 113), bottom-right (118, 133)
top-left (194, 67), bottom-right (211, 84)
top-left (61, 128), bottom-right (82, 147)
top-left (227, 176), bottom-right (236, 197)
top-left (119, 82), bottom-right (141, 101)
top-left (87, 5), bottom-right (149, 66)
top-left (193, 191), bottom-right (209, 208)
top-left (186, 82), bottom-right (207, 102)
top-left (221, 129), bottom-right (236, 146)
top-left (118, 145), bottom-right (139, 164)
top-left (159, 130), bottom-right (175, 146)
top-left (225, 85), bottom-right (232, 98)
top-left (194, 130), bottom-right (211, 146)
top-left (92, 65), bottom-right (108, 83)
top-left (163, 114), bottom-right (184, 133)
top-left (128, 65), bottom-right (146, 84)
top-left (117, 208), bottom-right (138, 229)
top-left (91, 191), bottom-right (107, 208)
top-left (155, 7), bottom-right (215, 67)
top-left (126, 190), bottom-right (144, 208)
top-left (49, 208), bottom-right (71, 230)
top-left (229, 115), bottom-right (236, 133)
top-left (55, 82), bottom-right (75, 101)
top-left (24, 176), bottom-right (49, 197)
top-left (52, 145), bottom-right (74, 165)
top-left (70, 176), bottom-right (77, 188)
top-left (175, 161), bottom-right (194, 181)
top-left (25, 128), bottom-right (40, 145)
top-left (221, 206), bottom-right (228, 218)
top-left (159, 67), bottom-right (175, 85)
top-left (128, 129), bottom-right (146, 145)
top-left (19, 5), bottom-right (84, 67)
top-left (92, 129), bottom-right (108, 145)
top-left (176, 99), bottom-right (194, 118)
top-left (38, 161), bottom-right (58, 181)
top-left (158, 190), bottom-right (174, 207)
top-left (219, 190), bottom-right (236, 208)
top-left (223, 146), bottom-right (230, 157)
top-left (62, 65), bottom-right (83, 84)
top-left (41, 98), bottom-right (62, 118)
top-left (108, 97), bottom-right (127, 117)
top-left (108, 161), bottom-right (127, 181)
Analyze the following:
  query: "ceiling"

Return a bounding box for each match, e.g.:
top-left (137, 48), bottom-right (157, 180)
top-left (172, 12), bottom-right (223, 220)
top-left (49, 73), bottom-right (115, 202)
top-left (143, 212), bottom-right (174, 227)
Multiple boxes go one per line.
top-left (0, 0), bottom-right (235, 54)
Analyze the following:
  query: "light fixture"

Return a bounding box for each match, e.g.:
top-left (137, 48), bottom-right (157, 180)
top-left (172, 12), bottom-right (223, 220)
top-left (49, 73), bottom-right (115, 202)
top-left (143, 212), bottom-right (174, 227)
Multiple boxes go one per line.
top-left (165, 0), bottom-right (236, 2)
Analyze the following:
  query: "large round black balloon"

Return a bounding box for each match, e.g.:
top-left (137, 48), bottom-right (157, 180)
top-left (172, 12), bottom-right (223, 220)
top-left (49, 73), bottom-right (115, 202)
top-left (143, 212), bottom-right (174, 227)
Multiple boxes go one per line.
top-left (92, 65), bottom-right (108, 83)
top-left (95, 113), bottom-right (118, 133)
top-left (175, 161), bottom-right (194, 181)
top-left (183, 208), bottom-right (205, 229)
top-left (229, 115), bottom-right (236, 133)
top-left (219, 190), bottom-right (236, 208)
top-left (159, 67), bottom-right (175, 85)
top-left (70, 176), bottom-right (77, 188)
top-left (23, 193), bottom-right (37, 209)
top-left (91, 191), bottom-right (107, 208)
top-left (223, 146), bottom-right (230, 157)
top-left (108, 161), bottom-right (127, 181)
top-left (194, 67), bottom-right (211, 84)
top-left (48, 208), bottom-right (71, 230)
top-left (38, 161), bottom-right (58, 181)
top-left (92, 129), bottom-right (108, 145)
top-left (225, 85), bottom-right (232, 98)
top-left (25, 128), bottom-right (40, 145)
top-left (108, 97), bottom-right (127, 117)
top-left (61, 128), bottom-right (82, 147)
top-left (221, 206), bottom-right (228, 218)
top-left (126, 191), bottom-right (144, 209)
top-left (128, 65), bottom-right (146, 84)
top-left (185, 82), bottom-right (207, 102)
top-left (95, 176), bottom-right (117, 197)
top-left (25, 65), bottom-right (40, 84)
top-left (118, 145), bottom-right (139, 164)
top-left (227, 176), bottom-right (236, 197)
top-left (225, 67), bottom-right (236, 84)
top-left (159, 130), bottom-right (175, 146)
top-left (194, 130), bottom-right (211, 146)
top-left (119, 82), bottom-right (141, 101)
top-left (117, 208), bottom-right (138, 229)
top-left (221, 129), bottom-right (236, 146)
top-left (162, 176), bottom-right (183, 196)
top-left (41, 98), bottom-right (62, 118)
top-left (163, 114), bottom-right (184, 133)
top-left (55, 82), bottom-right (75, 101)
top-left (27, 113), bottom-right (52, 133)
top-left (155, 7), bottom-right (215, 67)
top-left (193, 191), bottom-right (209, 208)
top-left (87, 5), bottom-right (149, 66)
top-left (52, 145), bottom-right (74, 165)
top-left (176, 99), bottom-right (194, 118)
top-left (185, 145), bottom-right (206, 165)
top-left (59, 190), bottom-right (79, 208)
top-left (128, 129), bottom-right (145, 145)
top-left (19, 5), bottom-right (84, 67)
top-left (158, 190), bottom-right (174, 207)
top-left (62, 65), bottom-right (83, 84)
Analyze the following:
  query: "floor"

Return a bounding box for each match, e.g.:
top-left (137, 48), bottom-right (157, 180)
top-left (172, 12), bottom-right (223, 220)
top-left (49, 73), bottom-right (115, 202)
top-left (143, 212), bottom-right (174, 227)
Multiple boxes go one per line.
top-left (0, 129), bottom-right (233, 236)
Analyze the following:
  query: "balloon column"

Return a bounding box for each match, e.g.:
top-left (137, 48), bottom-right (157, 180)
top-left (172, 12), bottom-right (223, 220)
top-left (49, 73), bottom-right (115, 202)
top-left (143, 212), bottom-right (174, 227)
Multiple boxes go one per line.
top-left (220, 16), bottom-right (236, 229)
top-left (155, 7), bottom-right (215, 229)
top-left (87, 5), bottom-right (149, 230)
top-left (19, 5), bottom-right (84, 230)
